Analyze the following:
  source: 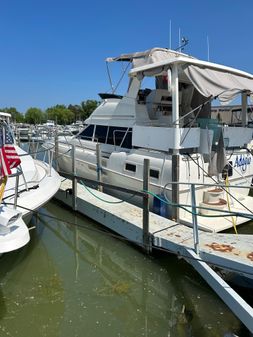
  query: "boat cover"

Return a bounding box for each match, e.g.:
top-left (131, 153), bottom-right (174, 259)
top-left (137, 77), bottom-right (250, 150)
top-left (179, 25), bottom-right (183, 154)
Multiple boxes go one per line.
top-left (107, 48), bottom-right (253, 104)
top-left (183, 65), bottom-right (253, 104)
top-left (106, 48), bottom-right (192, 68)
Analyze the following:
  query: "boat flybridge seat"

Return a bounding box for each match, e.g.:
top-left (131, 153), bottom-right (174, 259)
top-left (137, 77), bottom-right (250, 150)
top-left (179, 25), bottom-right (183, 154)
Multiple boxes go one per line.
top-left (145, 89), bottom-right (173, 122)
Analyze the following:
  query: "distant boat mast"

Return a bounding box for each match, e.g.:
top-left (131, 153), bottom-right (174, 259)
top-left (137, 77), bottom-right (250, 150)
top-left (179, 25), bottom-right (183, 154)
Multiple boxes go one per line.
top-left (169, 20), bottom-right (172, 49)
top-left (207, 35), bottom-right (210, 61)
top-left (178, 27), bottom-right (181, 51)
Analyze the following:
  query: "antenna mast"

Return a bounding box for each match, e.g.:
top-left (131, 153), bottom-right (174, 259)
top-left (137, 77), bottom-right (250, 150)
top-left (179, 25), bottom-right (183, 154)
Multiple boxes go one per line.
top-left (169, 20), bottom-right (172, 49)
top-left (178, 28), bottom-right (181, 52)
top-left (207, 35), bottom-right (210, 61)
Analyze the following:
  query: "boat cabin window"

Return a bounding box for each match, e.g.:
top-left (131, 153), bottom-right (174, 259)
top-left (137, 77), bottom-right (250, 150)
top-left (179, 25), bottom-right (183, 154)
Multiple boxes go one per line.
top-left (78, 124), bottom-right (132, 148)
top-left (94, 125), bottom-right (108, 143)
top-left (150, 169), bottom-right (159, 179)
top-left (121, 129), bottom-right (132, 148)
top-left (107, 127), bottom-right (126, 145)
top-left (125, 163), bottom-right (136, 172)
top-left (107, 127), bottom-right (132, 148)
top-left (78, 124), bottom-right (94, 140)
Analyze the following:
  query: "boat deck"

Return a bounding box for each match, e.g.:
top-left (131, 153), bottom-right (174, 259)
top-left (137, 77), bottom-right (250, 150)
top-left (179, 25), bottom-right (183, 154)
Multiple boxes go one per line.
top-left (180, 193), bottom-right (253, 233)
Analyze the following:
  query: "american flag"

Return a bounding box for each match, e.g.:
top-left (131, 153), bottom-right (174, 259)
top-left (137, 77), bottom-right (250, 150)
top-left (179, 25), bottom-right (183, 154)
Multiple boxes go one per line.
top-left (0, 124), bottom-right (21, 177)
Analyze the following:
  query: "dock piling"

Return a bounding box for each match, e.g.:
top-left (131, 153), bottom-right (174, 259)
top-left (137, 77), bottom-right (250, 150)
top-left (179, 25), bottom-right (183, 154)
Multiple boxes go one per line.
top-left (96, 143), bottom-right (103, 192)
top-left (54, 132), bottom-right (59, 171)
top-left (171, 154), bottom-right (179, 221)
top-left (143, 158), bottom-right (151, 253)
top-left (71, 144), bottom-right (77, 211)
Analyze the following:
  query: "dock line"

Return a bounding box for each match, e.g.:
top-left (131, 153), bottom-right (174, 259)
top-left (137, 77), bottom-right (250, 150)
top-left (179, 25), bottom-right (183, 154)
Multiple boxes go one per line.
top-left (152, 224), bottom-right (179, 235)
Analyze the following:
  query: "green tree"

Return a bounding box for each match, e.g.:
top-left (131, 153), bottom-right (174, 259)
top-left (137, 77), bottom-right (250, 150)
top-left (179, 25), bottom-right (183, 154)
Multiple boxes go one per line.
top-left (46, 105), bottom-right (74, 125)
top-left (68, 104), bottom-right (82, 121)
top-left (25, 107), bottom-right (44, 124)
top-left (0, 107), bottom-right (24, 123)
top-left (68, 100), bottom-right (99, 121)
top-left (80, 100), bottom-right (99, 120)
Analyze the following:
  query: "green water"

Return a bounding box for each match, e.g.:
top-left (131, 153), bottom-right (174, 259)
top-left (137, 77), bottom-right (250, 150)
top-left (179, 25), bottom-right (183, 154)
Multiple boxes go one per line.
top-left (0, 201), bottom-right (251, 337)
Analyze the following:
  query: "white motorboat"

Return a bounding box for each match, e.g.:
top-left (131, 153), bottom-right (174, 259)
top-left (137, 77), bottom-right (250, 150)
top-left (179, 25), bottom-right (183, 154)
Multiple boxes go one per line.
top-left (14, 123), bottom-right (31, 142)
top-left (0, 113), bottom-right (61, 253)
top-left (45, 47), bottom-right (253, 231)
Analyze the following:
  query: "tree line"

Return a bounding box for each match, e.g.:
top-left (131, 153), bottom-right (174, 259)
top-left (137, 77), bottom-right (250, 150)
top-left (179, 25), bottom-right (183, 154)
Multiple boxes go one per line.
top-left (0, 100), bottom-right (99, 125)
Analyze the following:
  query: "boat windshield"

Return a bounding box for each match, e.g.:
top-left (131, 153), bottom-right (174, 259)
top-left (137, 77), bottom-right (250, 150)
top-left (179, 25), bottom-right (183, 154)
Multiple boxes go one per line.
top-left (77, 124), bottom-right (132, 149)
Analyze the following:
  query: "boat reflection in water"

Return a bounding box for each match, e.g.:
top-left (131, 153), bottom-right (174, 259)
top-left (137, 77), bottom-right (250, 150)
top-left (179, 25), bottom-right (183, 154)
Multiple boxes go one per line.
top-left (0, 200), bottom-right (251, 337)
top-left (0, 220), bottom-right (64, 337)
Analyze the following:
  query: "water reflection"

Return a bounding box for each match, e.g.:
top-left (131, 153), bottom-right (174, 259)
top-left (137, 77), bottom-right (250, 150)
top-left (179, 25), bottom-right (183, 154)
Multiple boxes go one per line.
top-left (0, 226), bottom-right (64, 337)
top-left (0, 200), bottom-right (251, 337)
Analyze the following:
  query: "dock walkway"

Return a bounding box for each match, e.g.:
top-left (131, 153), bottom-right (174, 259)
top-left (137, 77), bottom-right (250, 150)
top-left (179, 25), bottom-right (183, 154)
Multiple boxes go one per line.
top-left (55, 178), bottom-right (253, 333)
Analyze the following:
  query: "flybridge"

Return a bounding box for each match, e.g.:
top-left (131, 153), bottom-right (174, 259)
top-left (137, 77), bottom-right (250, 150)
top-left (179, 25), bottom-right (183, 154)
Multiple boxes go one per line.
top-left (126, 50), bottom-right (253, 106)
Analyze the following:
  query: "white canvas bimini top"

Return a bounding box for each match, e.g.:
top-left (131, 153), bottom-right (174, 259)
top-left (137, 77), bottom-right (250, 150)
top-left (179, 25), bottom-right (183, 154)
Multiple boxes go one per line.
top-left (107, 48), bottom-right (253, 104)
top-left (183, 64), bottom-right (253, 104)
top-left (106, 48), bottom-right (194, 68)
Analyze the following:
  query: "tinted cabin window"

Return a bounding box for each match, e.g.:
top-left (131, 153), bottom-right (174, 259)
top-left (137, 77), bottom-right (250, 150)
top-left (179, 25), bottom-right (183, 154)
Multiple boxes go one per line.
top-left (107, 127), bottom-right (127, 146)
top-left (94, 125), bottom-right (108, 143)
top-left (121, 129), bottom-right (132, 148)
top-left (150, 169), bottom-right (159, 179)
top-left (78, 125), bottom-right (94, 140)
top-left (107, 127), bottom-right (132, 148)
top-left (125, 163), bottom-right (136, 172)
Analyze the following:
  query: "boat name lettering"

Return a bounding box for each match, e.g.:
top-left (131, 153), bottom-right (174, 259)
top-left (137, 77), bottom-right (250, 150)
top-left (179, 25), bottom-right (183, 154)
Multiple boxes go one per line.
top-left (234, 154), bottom-right (251, 172)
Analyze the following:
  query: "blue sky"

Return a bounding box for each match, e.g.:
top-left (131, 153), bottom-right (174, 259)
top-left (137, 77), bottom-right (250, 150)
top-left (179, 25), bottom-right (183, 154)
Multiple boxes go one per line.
top-left (0, 0), bottom-right (252, 113)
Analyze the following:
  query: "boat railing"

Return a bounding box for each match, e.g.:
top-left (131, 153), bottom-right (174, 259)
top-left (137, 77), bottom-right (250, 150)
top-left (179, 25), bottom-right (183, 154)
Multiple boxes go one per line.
top-left (55, 128), bottom-right (133, 152)
top-left (8, 169), bottom-right (23, 210)
top-left (56, 136), bottom-right (106, 153)
top-left (1, 144), bottom-right (55, 213)
top-left (17, 140), bottom-right (55, 178)
top-left (5, 166), bottom-right (30, 209)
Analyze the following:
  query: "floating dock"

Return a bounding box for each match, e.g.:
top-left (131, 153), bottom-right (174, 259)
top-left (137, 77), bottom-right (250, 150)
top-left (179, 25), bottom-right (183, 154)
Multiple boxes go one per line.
top-left (55, 177), bottom-right (253, 333)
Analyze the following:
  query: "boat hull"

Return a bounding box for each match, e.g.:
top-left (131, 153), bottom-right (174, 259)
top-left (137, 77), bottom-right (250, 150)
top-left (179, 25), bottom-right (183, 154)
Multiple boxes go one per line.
top-left (51, 139), bottom-right (253, 231)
